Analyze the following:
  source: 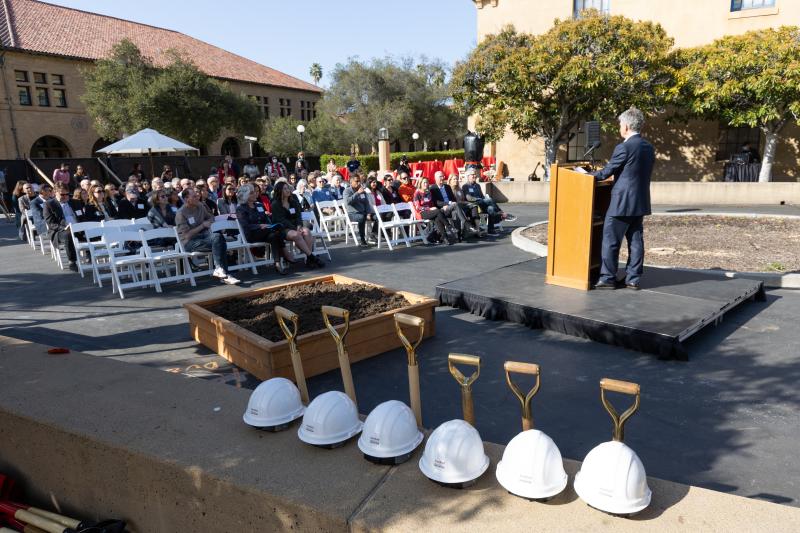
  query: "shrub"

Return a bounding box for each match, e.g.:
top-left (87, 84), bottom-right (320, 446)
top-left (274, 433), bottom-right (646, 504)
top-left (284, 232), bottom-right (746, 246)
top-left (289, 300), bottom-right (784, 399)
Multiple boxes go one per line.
top-left (320, 149), bottom-right (464, 172)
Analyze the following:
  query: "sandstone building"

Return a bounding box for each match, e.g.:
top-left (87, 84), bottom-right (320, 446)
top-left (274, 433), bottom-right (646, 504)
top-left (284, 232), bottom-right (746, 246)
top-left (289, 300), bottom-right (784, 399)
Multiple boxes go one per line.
top-left (0, 0), bottom-right (321, 161)
top-left (472, 0), bottom-right (800, 181)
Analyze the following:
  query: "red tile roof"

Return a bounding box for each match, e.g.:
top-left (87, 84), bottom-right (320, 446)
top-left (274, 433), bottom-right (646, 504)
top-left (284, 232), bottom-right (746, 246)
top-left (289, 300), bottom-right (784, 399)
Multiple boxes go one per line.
top-left (0, 0), bottom-right (322, 93)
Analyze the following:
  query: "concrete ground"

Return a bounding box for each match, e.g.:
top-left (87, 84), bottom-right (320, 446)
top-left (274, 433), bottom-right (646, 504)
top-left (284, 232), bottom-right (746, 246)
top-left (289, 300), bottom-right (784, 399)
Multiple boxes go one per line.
top-left (1, 203), bottom-right (799, 507)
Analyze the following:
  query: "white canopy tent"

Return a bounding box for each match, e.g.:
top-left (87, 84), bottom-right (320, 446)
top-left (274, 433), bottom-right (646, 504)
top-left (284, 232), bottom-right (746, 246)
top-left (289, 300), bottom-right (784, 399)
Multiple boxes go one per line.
top-left (97, 128), bottom-right (199, 179)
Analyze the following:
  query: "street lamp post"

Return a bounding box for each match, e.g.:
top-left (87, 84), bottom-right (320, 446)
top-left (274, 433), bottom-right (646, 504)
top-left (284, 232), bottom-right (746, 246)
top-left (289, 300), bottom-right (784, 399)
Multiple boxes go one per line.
top-left (296, 124), bottom-right (306, 152)
top-left (412, 132), bottom-right (419, 152)
top-left (443, 140), bottom-right (448, 151)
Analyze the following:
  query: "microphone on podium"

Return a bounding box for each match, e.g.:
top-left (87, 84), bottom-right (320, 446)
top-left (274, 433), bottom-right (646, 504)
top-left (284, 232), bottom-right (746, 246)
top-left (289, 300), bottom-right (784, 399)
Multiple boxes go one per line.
top-left (582, 141), bottom-right (602, 160)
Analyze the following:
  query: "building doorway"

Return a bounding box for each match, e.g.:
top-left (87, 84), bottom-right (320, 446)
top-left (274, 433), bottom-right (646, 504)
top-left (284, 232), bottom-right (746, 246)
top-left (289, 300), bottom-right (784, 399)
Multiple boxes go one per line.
top-left (91, 138), bottom-right (116, 155)
top-left (221, 137), bottom-right (241, 158)
top-left (30, 136), bottom-right (71, 158)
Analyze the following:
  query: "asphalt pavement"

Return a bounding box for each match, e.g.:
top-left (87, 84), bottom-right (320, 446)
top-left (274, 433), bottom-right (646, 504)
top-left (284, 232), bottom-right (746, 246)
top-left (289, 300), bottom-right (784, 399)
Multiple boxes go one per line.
top-left (1, 203), bottom-right (798, 506)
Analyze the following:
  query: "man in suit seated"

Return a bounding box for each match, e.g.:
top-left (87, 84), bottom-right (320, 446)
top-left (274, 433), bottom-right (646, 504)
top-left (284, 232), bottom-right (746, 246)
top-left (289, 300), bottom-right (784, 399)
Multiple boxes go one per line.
top-left (593, 107), bottom-right (655, 290)
top-left (430, 171), bottom-right (474, 240)
top-left (116, 184), bottom-right (149, 220)
top-left (29, 183), bottom-right (52, 238)
top-left (43, 184), bottom-right (79, 271)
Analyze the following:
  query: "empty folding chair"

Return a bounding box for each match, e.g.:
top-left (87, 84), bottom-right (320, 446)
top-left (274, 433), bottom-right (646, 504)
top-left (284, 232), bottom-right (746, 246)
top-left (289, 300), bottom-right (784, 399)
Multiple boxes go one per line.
top-left (84, 225), bottom-right (123, 287)
top-left (141, 227), bottom-right (197, 290)
top-left (102, 218), bottom-right (135, 227)
top-left (373, 203), bottom-right (410, 251)
top-left (107, 230), bottom-right (158, 299)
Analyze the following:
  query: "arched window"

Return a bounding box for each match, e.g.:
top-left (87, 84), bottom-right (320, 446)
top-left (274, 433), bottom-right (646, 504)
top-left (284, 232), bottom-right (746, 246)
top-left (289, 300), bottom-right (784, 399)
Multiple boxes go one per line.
top-left (221, 137), bottom-right (240, 158)
top-left (31, 136), bottom-right (71, 158)
top-left (92, 138), bottom-right (116, 155)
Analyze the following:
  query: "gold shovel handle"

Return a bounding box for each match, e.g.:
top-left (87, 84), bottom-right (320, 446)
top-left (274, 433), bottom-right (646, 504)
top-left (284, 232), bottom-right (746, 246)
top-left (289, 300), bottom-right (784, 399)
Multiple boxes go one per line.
top-left (449, 353), bottom-right (480, 426)
top-left (275, 306), bottom-right (299, 341)
top-left (504, 361), bottom-right (540, 431)
top-left (600, 378), bottom-right (641, 442)
top-left (394, 313), bottom-right (425, 365)
top-left (322, 305), bottom-right (350, 340)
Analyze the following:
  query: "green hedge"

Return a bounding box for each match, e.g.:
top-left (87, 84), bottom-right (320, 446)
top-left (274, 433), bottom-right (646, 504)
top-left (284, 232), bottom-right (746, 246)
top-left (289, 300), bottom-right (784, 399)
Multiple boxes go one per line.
top-left (320, 149), bottom-right (463, 172)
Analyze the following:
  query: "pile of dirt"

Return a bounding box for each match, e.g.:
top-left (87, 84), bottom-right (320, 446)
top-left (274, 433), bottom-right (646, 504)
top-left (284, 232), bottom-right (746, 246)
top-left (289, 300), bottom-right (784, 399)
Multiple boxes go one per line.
top-left (209, 282), bottom-right (410, 342)
top-left (521, 215), bottom-right (800, 273)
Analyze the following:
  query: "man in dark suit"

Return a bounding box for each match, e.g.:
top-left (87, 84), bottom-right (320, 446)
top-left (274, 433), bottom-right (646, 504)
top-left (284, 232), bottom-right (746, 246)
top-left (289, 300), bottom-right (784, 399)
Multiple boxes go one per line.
top-left (29, 183), bottom-right (52, 237)
top-left (43, 184), bottom-right (79, 270)
top-left (116, 184), bottom-right (149, 220)
top-left (593, 107), bottom-right (655, 290)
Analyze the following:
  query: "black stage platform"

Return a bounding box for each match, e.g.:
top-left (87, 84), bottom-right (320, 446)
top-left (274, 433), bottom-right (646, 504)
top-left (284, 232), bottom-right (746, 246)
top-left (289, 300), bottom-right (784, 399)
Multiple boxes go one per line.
top-left (435, 258), bottom-right (765, 360)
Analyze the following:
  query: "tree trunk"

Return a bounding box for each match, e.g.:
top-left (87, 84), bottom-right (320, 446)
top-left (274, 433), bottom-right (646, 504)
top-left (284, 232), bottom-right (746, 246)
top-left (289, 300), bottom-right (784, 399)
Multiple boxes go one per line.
top-left (542, 139), bottom-right (559, 181)
top-left (758, 131), bottom-right (778, 183)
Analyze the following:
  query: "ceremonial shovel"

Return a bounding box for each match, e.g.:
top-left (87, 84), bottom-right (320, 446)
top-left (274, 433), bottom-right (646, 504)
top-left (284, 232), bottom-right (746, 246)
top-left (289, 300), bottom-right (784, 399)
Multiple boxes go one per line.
top-left (394, 312), bottom-right (426, 426)
top-left (321, 305), bottom-right (357, 408)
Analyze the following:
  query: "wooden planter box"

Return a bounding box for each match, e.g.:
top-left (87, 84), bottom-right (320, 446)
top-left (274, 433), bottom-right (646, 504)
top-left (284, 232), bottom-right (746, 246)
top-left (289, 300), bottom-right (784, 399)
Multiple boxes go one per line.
top-left (184, 275), bottom-right (437, 381)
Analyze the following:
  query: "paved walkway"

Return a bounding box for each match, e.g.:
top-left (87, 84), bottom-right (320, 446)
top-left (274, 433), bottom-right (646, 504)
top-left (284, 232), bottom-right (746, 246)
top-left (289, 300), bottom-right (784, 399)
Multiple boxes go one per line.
top-left (1, 204), bottom-right (798, 506)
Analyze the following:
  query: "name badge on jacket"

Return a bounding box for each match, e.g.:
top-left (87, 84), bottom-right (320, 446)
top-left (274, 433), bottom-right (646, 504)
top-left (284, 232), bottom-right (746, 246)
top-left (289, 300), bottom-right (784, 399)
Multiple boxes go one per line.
top-left (137, 203), bottom-right (144, 209)
top-left (171, 206), bottom-right (178, 213)
top-left (289, 208), bottom-right (296, 214)
top-left (75, 209), bottom-right (83, 216)
top-left (256, 206), bottom-right (264, 212)
top-left (188, 216), bottom-right (196, 224)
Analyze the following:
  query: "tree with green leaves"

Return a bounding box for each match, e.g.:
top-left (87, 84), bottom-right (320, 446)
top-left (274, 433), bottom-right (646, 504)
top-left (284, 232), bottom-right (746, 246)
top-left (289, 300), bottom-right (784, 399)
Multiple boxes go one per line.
top-left (677, 27), bottom-right (800, 182)
top-left (259, 116), bottom-right (304, 157)
top-left (82, 39), bottom-right (260, 150)
top-left (321, 56), bottom-right (465, 153)
top-left (450, 13), bottom-right (676, 176)
top-left (309, 63), bottom-right (323, 86)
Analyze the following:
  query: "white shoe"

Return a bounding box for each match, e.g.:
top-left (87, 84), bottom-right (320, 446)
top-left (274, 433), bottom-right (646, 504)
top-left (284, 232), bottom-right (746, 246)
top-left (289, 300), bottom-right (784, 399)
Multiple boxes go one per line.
top-left (222, 274), bottom-right (240, 285)
top-left (212, 267), bottom-right (227, 279)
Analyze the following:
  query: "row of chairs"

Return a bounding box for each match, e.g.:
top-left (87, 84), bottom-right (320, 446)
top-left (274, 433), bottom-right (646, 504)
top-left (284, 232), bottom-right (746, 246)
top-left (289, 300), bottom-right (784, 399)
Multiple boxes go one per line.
top-left (19, 211), bottom-right (332, 299)
top-left (315, 199), bottom-right (429, 251)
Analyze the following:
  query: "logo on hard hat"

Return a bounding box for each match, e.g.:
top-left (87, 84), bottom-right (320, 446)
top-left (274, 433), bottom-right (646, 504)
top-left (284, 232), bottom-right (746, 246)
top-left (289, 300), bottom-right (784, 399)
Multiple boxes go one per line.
top-left (369, 436), bottom-right (381, 445)
top-left (304, 424), bottom-right (315, 433)
top-left (434, 459), bottom-right (446, 470)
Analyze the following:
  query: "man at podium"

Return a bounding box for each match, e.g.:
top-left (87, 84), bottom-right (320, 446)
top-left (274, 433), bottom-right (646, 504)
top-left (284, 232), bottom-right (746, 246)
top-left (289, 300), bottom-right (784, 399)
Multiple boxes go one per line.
top-left (592, 108), bottom-right (655, 290)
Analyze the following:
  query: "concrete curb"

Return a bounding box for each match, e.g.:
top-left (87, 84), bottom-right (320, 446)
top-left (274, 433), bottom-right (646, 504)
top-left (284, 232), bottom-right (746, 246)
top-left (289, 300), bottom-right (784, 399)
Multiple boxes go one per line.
top-left (512, 217), bottom-right (800, 289)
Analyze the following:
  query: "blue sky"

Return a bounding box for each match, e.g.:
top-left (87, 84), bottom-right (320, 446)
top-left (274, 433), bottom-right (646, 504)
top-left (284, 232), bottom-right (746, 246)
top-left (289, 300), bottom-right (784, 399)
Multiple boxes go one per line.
top-left (44, 0), bottom-right (478, 86)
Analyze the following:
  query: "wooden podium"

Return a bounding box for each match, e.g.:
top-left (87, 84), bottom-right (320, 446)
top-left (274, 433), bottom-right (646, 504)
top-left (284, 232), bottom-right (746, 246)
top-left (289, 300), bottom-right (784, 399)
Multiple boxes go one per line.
top-left (545, 164), bottom-right (612, 290)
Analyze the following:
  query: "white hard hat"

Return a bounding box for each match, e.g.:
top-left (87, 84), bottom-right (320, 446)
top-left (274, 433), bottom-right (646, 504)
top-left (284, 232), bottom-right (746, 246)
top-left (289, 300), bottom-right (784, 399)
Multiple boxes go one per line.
top-left (243, 378), bottom-right (305, 431)
top-left (419, 419), bottom-right (489, 487)
top-left (495, 429), bottom-right (568, 500)
top-left (297, 391), bottom-right (363, 448)
top-left (574, 441), bottom-right (652, 515)
top-left (358, 400), bottom-right (424, 465)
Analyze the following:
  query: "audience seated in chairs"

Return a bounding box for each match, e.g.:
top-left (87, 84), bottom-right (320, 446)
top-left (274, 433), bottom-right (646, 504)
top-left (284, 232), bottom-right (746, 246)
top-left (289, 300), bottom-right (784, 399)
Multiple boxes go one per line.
top-left (15, 182), bottom-right (36, 241)
top-left (294, 179), bottom-right (314, 212)
top-left (271, 181), bottom-right (325, 268)
top-left (104, 184), bottom-right (120, 211)
top-left (235, 183), bottom-right (291, 275)
top-left (117, 184), bottom-right (149, 220)
top-left (343, 174), bottom-right (378, 247)
top-left (196, 183), bottom-right (219, 217)
top-left (72, 187), bottom-right (88, 213)
top-left (397, 172), bottom-right (416, 203)
top-left (29, 183), bottom-right (52, 238)
top-left (449, 174), bottom-right (482, 237)
top-left (82, 184), bottom-right (116, 222)
top-left (43, 184), bottom-right (79, 270)
top-left (216, 183), bottom-right (238, 216)
top-left (330, 174), bottom-right (345, 200)
top-left (147, 189), bottom-right (177, 229)
top-left (431, 171), bottom-right (476, 242)
top-left (175, 188), bottom-right (240, 285)
top-left (461, 169), bottom-right (514, 236)
top-left (413, 178), bottom-right (457, 245)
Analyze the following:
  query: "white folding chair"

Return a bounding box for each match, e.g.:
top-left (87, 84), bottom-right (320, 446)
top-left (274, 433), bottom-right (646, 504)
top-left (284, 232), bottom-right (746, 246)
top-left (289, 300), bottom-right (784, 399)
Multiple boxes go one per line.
top-left (393, 202), bottom-right (428, 245)
top-left (335, 200), bottom-right (361, 245)
top-left (102, 219), bottom-right (135, 227)
top-left (373, 203), bottom-right (409, 251)
top-left (211, 220), bottom-right (260, 275)
top-left (84, 226), bottom-right (123, 287)
top-left (68, 221), bottom-right (103, 279)
top-left (302, 210), bottom-right (332, 261)
top-left (315, 200), bottom-right (348, 241)
top-left (133, 217), bottom-right (150, 225)
top-left (141, 227), bottom-right (197, 290)
top-left (107, 230), bottom-right (158, 299)
top-left (23, 210), bottom-right (38, 250)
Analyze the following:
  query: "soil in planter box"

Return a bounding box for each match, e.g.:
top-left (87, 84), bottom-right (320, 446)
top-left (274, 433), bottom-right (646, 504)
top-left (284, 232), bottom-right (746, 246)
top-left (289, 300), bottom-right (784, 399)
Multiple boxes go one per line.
top-left (209, 282), bottom-right (411, 342)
